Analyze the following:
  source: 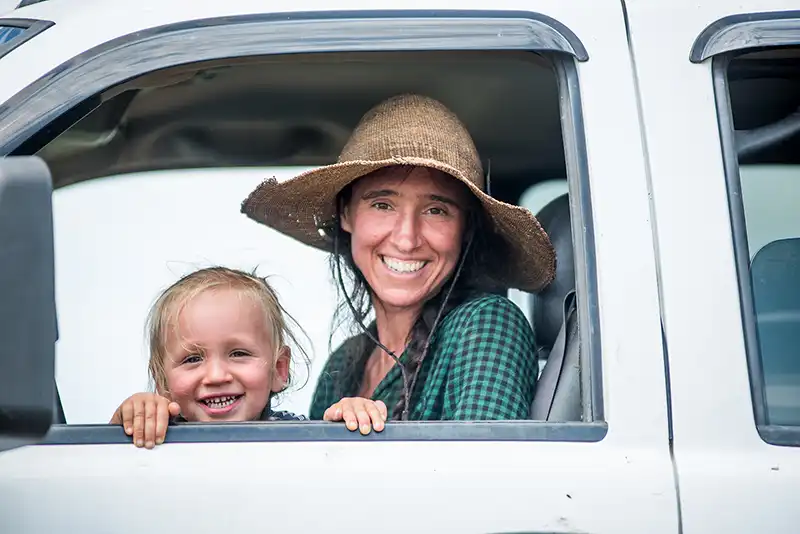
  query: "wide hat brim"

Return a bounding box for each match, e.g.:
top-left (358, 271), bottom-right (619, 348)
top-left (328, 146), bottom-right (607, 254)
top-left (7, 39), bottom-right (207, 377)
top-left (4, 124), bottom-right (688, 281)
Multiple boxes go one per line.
top-left (241, 155), bottom-right (556, 293)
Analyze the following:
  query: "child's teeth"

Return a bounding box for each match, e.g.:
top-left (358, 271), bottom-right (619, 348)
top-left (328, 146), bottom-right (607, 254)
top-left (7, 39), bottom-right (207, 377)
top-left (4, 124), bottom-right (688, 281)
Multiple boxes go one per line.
top-left (205, 396), bottom-right (238, 408)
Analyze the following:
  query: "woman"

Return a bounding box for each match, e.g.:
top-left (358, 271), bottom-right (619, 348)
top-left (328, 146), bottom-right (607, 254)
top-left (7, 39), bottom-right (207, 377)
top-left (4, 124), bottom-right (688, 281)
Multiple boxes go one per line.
top-left (241, 94), bottom-right (556, 434)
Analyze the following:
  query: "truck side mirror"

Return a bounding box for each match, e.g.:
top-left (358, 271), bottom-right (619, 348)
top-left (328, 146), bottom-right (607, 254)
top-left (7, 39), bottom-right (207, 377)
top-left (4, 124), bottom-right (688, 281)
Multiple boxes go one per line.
top-left (0, 156), bottom-right (56, 453)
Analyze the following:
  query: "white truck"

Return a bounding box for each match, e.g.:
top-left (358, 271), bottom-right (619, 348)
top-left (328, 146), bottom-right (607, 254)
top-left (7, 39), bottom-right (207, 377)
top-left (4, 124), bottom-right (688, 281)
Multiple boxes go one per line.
top-left (0, 0), bottom-right (798, 532)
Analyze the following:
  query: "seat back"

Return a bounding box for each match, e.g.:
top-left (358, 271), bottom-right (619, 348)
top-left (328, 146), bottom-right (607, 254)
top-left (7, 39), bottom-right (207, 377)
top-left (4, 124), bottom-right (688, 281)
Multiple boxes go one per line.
top-left (751, 237), bottom-right (800, 426)
top-left (529, 193), bottom-right (582, 421)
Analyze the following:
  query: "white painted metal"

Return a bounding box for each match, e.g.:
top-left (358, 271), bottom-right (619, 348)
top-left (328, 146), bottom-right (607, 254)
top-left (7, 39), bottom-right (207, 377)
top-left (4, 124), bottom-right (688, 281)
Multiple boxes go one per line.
top-left (0, 440), bottom-right (676, 533)
top-left (13, 0), bottom-right (795, 531)
top-left (624, 1), bottom-right (800, 533)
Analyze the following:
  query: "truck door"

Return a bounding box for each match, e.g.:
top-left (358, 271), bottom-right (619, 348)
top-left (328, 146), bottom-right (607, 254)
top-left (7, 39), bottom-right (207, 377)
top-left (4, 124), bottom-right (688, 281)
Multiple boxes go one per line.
top-left (625, 0), bottom-right (800, 531)
top-left (0, 2), bottom-right (678, 533)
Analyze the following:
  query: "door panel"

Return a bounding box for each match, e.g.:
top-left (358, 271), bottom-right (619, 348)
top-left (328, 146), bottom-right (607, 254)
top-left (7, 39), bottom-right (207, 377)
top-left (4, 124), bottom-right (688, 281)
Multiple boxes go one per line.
top-left (0, 2), bottom-right (676, 533)
top-left (625, 1), bottom-right (800, 532)
top-left (0, 440), bottom-right (675, 533)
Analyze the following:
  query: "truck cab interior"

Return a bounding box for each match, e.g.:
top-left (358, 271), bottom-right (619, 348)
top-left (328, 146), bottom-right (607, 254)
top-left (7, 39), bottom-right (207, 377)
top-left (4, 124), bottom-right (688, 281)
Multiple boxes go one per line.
top-left (11, 45), bottom-right (798, 427)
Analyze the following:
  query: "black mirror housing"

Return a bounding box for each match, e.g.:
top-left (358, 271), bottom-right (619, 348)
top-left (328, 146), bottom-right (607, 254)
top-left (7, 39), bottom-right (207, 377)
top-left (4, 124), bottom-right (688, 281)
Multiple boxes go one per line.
top-left (0, 156), bottom-right (57, 452)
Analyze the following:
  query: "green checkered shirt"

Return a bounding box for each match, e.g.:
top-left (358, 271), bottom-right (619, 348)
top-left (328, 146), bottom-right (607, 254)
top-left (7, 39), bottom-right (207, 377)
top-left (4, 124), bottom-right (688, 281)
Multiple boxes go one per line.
top-left (309, 294), bottom-right (538, 420)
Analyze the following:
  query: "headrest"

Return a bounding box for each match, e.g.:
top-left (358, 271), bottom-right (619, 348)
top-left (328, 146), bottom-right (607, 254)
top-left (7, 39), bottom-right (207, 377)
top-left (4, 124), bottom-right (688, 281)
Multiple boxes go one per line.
top-left (751, 237), bottom-right (800, 309)
top-left (531, 193), bottom-right (575, 349)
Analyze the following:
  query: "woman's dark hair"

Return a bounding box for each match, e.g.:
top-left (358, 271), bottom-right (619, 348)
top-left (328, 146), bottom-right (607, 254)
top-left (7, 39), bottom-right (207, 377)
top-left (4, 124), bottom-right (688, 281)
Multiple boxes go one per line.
top-left (327, 166), bottom-right (501, 420)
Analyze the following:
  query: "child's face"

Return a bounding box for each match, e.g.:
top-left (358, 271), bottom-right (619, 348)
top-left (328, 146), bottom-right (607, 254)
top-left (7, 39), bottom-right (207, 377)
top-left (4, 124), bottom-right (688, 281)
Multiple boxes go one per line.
top-left (162, 288), bottom-right (289, 422)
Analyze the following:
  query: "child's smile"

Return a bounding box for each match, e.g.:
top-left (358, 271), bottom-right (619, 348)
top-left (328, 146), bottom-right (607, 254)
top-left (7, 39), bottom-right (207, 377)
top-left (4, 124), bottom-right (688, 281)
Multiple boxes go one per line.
top-left (198, 393), bottom-right (245, 416)
top-left (163, 288), bottom-right (287, 422)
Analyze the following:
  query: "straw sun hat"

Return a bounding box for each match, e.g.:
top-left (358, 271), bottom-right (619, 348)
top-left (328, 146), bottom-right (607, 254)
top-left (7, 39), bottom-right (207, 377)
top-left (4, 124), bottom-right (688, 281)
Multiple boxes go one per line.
top-left (241, 94), bottom-right (555, 292)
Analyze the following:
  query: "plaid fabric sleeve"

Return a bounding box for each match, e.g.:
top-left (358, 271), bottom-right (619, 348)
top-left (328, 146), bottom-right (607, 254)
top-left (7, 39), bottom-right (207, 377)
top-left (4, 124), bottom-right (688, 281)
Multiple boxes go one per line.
top-left (308, 336), bottom-right (360, 420)
top-left (446, 295), bottom-right (539, 420)
top-left (309, 351), bottom-right (339, 420)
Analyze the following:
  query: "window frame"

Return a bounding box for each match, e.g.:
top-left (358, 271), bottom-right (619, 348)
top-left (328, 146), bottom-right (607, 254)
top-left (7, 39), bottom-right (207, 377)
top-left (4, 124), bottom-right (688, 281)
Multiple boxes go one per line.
top-left (40, 420), bottom-right (603, 445)
top-left (0, 17), bottom-right (54, 60)
top-left (0, 10), bottom-right (606, 444)
top-left (700, 9), bottom-right (800, 447)
top-left (0, 10), bottom-right (587, 155)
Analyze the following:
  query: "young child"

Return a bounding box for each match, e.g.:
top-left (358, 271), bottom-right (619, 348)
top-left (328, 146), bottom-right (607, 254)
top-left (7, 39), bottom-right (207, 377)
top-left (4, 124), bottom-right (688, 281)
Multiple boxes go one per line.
top-left (110, 266), bottom-right (309, 448)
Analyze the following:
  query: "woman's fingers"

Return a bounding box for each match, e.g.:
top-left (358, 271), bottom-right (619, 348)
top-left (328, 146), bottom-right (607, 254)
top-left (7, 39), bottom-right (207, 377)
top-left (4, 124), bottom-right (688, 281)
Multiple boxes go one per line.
top-left (366, 401), bottom-right (385, 432)
top-left (354, 402), bottom-right (373, 435)
top-left (326, 398), bottom-right (358, 431)
top-left (375, 400), bottom-right (388, 421)
top-left (322, 402), bottom-right (343, 422)
top-left (324, 398), bottom-right (387, 434)
top-left (342, 402), bottom-right (360, 432)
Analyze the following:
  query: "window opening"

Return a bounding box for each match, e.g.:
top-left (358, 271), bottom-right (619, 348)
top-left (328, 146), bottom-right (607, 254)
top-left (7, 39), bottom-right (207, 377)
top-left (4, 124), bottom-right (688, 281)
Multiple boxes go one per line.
top-left (716, 45), bottom-right (800, 438)
top-left (0, 14), bottom-right (601, 442)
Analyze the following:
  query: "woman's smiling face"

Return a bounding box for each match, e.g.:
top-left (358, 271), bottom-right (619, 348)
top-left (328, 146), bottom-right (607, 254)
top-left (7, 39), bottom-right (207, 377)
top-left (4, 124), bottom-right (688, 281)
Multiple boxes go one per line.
top-left (341, 166), bottom-right (469, 314)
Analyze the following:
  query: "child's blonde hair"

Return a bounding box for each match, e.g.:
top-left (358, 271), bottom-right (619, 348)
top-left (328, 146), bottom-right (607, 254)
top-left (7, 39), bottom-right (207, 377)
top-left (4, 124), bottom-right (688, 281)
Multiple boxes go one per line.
top-left (145, 266), bottom-right (310, 403)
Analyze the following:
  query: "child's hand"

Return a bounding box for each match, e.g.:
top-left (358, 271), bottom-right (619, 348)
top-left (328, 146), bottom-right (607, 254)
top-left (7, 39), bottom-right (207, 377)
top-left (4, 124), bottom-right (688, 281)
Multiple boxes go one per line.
top-left (323, 397), bottom-right (387, 435)
top-left (109, 393), bottom-right (181, 448)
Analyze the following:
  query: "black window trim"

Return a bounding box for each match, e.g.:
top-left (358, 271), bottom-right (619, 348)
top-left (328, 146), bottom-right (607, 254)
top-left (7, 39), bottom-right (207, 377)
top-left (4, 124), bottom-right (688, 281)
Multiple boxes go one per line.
top-left (691, 10), bottom-right (800, 63)
top-left (706, 17), bottom-right (800, 447)
top-left (0, 9), bottom-right (588, 155)
top-left (553, 58), bottom-right (603, 422)
top-left (17, 0), bottom-right (48, 8)
top-left (0, 17), bottom-right (54, 61)
top-left (1, 10), bottom-right (605, 445)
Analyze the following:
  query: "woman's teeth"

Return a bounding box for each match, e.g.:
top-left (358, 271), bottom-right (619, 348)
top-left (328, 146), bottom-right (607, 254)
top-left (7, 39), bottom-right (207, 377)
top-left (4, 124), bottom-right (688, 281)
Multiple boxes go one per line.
top-left (202, 395), bottom-right (240, 408)
top-left (382, 256), bottom-right (426, 273)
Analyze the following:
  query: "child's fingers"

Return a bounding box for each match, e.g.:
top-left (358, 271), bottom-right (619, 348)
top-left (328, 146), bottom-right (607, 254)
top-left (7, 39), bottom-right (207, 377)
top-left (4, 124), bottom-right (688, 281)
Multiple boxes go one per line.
top-left (143, 400), bottom-right (158, 449)
top-left (168, 402), bottom-right (181, 417)
top-left (108, 402), bottom-right (124, 427)
top-left (109, 407), bottom-right (121, 425)
top-left (154, 401), bottom-right (170, 446)
top-left (132, 401), bottom-right (146, 447)
top-left (121, 401), bottom-right (134, 435)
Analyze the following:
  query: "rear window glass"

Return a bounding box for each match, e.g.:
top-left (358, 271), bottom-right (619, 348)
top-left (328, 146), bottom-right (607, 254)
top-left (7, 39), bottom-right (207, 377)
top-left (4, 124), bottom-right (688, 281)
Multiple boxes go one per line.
top-left (721, 47), bottom-right (800, 430)
top-left (0, 26), bottom-right (25, 44)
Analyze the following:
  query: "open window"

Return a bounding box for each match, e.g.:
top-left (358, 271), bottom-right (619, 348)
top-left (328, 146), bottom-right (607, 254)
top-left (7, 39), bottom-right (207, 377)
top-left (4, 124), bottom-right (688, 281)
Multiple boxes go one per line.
top-left (0, 12), bottom-right (603, 443)
top-left (701, 10), bottom-right (800, 446)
